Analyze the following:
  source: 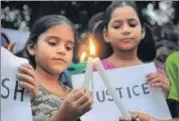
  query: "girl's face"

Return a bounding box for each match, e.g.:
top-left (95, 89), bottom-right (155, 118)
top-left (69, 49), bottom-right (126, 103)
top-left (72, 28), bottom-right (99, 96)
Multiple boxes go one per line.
top-left (104, 6), bottom-right (145, 52)
top-left (31, 24), bottom-right (74, 75)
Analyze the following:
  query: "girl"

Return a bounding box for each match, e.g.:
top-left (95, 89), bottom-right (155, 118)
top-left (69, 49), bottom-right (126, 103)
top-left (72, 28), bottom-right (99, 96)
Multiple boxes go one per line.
top-left (17, 15), bottom-right (93, 121)
top-left (92, 1), bottom-right (170, 92)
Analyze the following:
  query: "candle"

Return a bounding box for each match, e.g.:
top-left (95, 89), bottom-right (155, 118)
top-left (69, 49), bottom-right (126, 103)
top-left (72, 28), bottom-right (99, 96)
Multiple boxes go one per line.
top-left (94, 57), bottom-right (131, 119)
top-left (81, 36), bottom-right (131, 119)
top-left (83, 56), bottom-right (93, 89)
top-left (83, 38), bottom-right (95, 89)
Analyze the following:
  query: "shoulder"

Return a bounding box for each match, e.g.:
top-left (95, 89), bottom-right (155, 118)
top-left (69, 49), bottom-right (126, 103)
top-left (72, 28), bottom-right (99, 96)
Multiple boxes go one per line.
top-left (166, 51), bottom-right (179, 62)
top-left (101, 59), bottom-right (117, 70)
top-left (156, 67), bottom-right (166, 76)
top-left (93, 59), bottom-right (116, 71)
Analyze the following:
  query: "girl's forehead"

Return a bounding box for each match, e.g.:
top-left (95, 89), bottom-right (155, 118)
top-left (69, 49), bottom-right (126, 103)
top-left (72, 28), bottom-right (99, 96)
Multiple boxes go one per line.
top-left (110, 6), bottom-right (138, 20)
top-left (39, 24), bottom-right (74, 41)
top-left (46, 24), bottom-right (73, 35)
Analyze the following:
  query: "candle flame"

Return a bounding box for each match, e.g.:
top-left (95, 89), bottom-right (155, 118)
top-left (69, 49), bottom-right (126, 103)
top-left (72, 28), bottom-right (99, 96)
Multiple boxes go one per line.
top-left (80, 52), bottom-right (87, 63)
top-left (90, 38), bottom-right (95, 57)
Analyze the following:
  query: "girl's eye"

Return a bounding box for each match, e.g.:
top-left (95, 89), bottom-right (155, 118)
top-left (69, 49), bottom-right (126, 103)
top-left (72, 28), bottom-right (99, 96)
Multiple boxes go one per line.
top-left (129, 20), bottom-right (138, 28)
top-left (113, 25), bottom-right (121, 29)
top-left (48, 41), bottom-right (57, 46)
top-left (112, 22), bottom-right (122, 29)
top-left (66, 45), bottom-right (73, 51)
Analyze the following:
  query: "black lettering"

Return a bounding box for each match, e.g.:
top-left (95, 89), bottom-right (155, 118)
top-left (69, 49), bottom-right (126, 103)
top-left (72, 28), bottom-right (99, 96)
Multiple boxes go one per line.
top-left (14, 81), bottom-right (25, 102)
top-left (132, 85), bottom-right (140, 96)
top-left (106, 90), bottom-right (113, 101)
top-left (126, 87), bottom-right (132, 98)
top-left (96, 91), bottom-right (105, 102)
top-left (116, 87), bottom-right (123, 98)
top-left (142, 83), bottom-right (150, 95)
top-left (1, 78), bottom-right (10, 99)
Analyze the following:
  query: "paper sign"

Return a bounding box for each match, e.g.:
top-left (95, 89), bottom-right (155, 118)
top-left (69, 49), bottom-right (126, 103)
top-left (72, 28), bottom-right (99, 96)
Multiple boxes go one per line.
top-left (1, 47), bottom-right (32, 121)
top-left (72, 63), bottom-right (171, 121)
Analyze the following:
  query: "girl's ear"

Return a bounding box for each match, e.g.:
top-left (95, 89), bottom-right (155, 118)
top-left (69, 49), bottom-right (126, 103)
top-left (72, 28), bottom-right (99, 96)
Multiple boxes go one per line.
top-left (27, 41), bottom-right (36, 56)
top-left (103, 29), bottom-right (110, 43)
top-left (141, 27), bottom-right (146, 40)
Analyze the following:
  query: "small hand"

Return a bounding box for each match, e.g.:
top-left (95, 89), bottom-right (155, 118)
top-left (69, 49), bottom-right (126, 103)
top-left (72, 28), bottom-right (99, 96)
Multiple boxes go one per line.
top-left (146, 73), bottom-right (170, 91)
top-left (60, 88), bottom-right (93, 121)
top-left (17, 64), bottom-right (38, 97)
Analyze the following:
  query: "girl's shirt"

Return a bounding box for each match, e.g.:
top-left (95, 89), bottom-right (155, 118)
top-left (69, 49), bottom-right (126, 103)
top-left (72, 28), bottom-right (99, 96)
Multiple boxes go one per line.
top-left (100, 59), bottom-right (166, 75)
top-left (31, 84), bottom-right (70, 121)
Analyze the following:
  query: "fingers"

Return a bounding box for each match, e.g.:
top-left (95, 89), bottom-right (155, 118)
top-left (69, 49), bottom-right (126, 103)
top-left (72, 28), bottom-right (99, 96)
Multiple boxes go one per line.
top-left (17, 72), bottom-right (37, 88)
top-left (146, 73), bottom-right (170, 91)
top-left (18, 65), bottom-right (36, 80)
top-left (130, 111), bottom-right (155, 121)
top-left (79, 96), bottom-right (93, 113)
top-left (146, 73), bottom-right (158, 81)
top-left (19, 81), bottom-right (38, 96)
top-left (21, 64), bottom-right (34, 70)
top-left (17, 64), bottom-right (38, 97)
top-left (76, 89), bottom-right (93, 113)
top-left (119, 116), bottom-right (137, 121)
top-left (75, 89), bottom-right (92, 106)
top-left (69, 88), bottom-right (93, 112)
top-left (70, 88), bottom-right (85, 101)
top-left (7, 41), bottom-right (15, 52)
top-left (119, 117), bottom-right (129, 121)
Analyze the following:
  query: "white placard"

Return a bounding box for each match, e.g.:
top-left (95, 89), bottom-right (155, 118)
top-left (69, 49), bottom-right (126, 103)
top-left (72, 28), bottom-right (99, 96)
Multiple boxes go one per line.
top-left (1, 47), bottom-right (33, 121)
top-left (72, 63), bottom-right (171, 121)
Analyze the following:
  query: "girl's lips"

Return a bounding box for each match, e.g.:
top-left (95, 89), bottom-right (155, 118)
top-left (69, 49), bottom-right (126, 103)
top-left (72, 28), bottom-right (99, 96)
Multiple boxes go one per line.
top-left (52, 58), bottom-right (66, 64)
top-left (120, 38), bottom-right (133, 42)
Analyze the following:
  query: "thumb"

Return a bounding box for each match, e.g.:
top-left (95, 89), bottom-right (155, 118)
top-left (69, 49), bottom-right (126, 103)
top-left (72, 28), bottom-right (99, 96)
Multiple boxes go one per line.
top-left (8, 41), bottom-right (15, 52)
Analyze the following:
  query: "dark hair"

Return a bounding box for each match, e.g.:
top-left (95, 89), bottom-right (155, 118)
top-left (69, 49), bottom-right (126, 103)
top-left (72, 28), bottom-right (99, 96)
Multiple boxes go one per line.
top-left (22, 15), bottom-right (77, 68)
top-left (1, 32), bottom-right (10, 49)
top-left (88, 12), bottom-right (113, 59)
top-left (91, 1), bottom-right (156, 62)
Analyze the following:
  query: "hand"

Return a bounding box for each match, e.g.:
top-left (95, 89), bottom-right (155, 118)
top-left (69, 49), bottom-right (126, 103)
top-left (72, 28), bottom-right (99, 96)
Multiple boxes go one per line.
top-left (130, 111), bottom-right (158, 121)
top-left (119, 111), bottom-right (158, 121)
top-left (59, 88), bottom-right (93, 121)
top-left (146, 73), bottom-right (170, 91)
top-left (17, 64), bottom-right (38, 97)
top-left (7, 41), bottom-right (15, 52)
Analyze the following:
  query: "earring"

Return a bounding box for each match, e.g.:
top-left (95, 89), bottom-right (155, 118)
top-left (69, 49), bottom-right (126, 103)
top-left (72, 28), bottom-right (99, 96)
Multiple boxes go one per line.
top-left (141, 35), bottom-right (144, 39)
top-left (105, 39), bottom-right (110, 43)
top-left (29, 49), bottom-right (35, 56)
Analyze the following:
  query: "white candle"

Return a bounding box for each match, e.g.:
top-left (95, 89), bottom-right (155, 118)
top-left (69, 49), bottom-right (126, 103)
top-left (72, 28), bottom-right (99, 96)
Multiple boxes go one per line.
top-left (83, 57), bottom-right (93, 89)
top-left (94, 57), bottom-right (131, 119)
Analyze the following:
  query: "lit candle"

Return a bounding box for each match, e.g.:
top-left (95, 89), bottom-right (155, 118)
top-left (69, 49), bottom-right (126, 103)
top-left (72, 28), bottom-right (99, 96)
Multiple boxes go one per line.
top-left (83, 38), bottom-right (95, 89)
top-left (83, 56), bottom-right (93, 89)
top-left (82, 37), bottom-right (131, 119)
top-left (94, 58), bottom-right (131, 120)
top-left (80, 52), bottom-right (87, 63)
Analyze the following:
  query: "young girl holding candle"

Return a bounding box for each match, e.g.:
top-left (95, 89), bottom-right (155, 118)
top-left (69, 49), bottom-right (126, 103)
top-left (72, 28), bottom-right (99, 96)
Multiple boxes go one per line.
top-left (16, 15), bottom-right (93, 121)
top-left (92, 1), bottom-right (170, 93)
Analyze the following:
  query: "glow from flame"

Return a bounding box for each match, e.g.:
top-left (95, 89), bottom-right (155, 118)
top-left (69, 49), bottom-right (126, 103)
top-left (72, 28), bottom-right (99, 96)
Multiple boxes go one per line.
top-left (80, 52), bottom-right (87, 63)
top-left (90, 38), bottom-right (95, 57)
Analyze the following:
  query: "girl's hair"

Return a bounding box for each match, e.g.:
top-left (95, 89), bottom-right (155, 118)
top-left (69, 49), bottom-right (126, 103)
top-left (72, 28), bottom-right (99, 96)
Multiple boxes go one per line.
top-left (1, 32), bottom-right (10, 49)
top-left (21, 15), bottom-right (77, 68)
top-left (88, 12), bottom-right (113, 59)
top-left (91, 1), bottom-right (156, 62)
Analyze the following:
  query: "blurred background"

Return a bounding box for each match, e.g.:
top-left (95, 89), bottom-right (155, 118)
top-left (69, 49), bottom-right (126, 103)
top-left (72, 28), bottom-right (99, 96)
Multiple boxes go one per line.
top-left (1, 1), bottom-right (179, 69)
